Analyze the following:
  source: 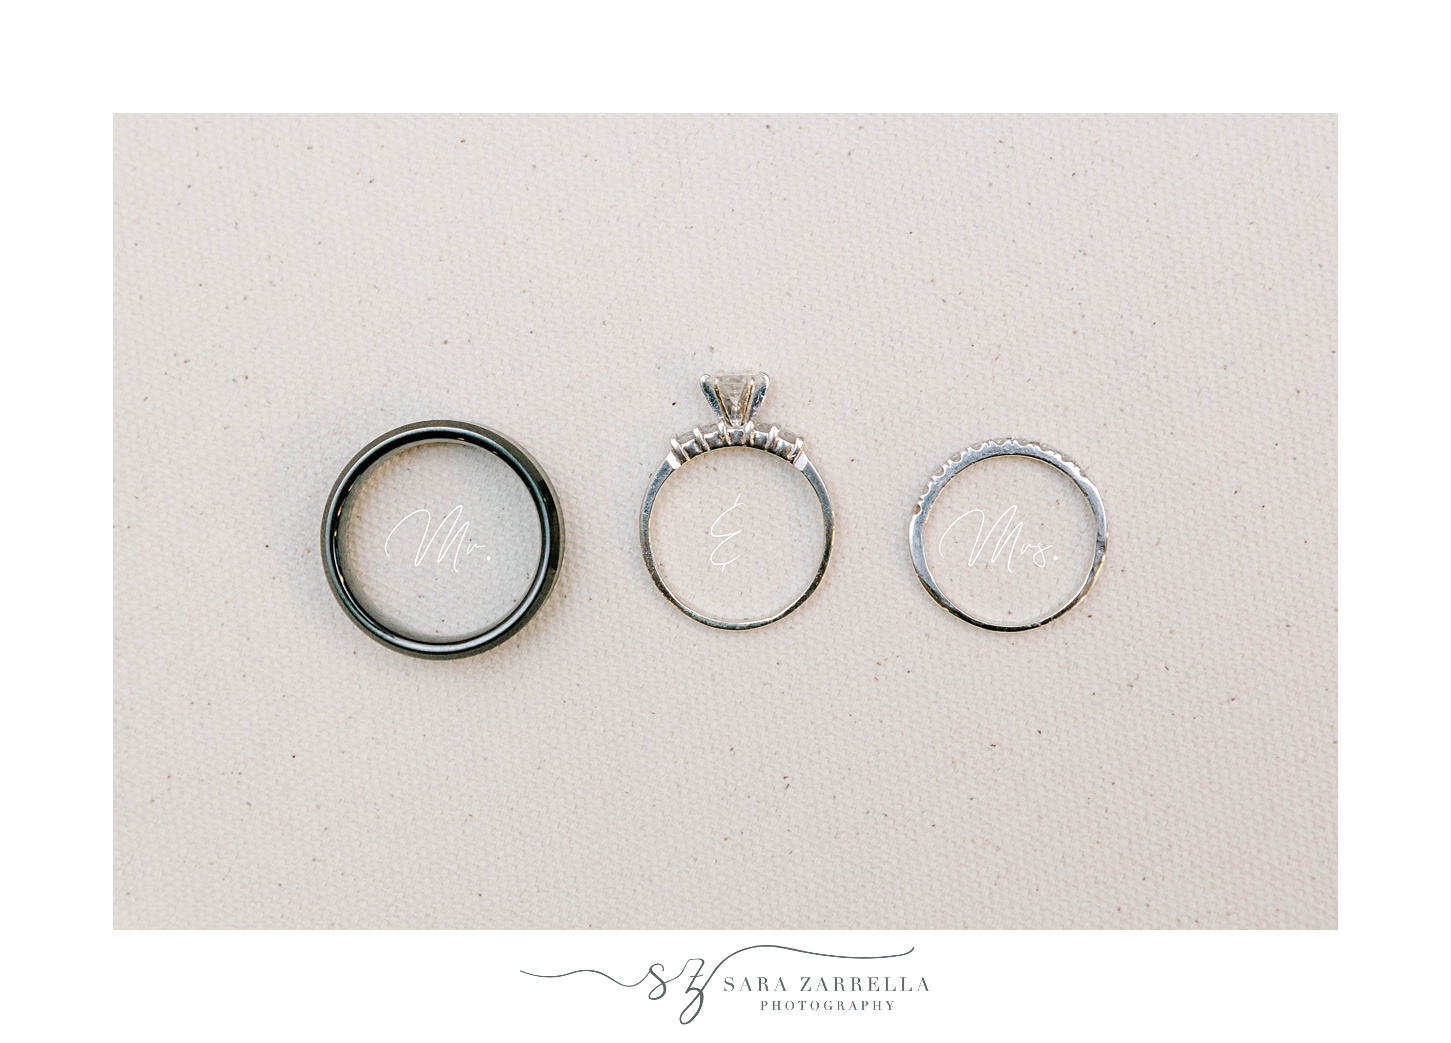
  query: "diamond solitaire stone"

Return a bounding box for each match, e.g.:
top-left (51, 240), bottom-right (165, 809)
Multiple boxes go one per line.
top-left (701, 372), bottom-right (769, 425)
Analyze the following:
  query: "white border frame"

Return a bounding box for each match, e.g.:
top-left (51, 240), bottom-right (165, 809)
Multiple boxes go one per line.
top-left (3, 2), bottom-right (1441, 1038)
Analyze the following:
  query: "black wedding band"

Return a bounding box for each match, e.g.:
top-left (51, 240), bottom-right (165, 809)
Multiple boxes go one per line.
top-left (321, 421), bottom-right (564, 658)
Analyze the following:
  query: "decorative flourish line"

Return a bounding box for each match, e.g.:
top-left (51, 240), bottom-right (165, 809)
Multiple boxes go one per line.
top-left (521, 966), bottom-right (672, 989)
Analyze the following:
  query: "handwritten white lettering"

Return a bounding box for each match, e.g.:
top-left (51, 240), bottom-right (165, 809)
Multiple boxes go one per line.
top-left (384, 505), bottom-right (487, 573)
top-left (938, 505), bottom-right (1053, 571)
top-left (708, 494), bottom-right (745, 571)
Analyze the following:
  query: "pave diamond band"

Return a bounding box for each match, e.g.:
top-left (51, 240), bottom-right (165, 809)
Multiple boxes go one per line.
top-left (908, 438), bottom-right (1107, 631)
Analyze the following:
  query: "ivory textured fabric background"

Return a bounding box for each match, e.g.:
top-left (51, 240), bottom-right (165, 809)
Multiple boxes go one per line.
top-left (114, 114), bottom-right (1337, 929)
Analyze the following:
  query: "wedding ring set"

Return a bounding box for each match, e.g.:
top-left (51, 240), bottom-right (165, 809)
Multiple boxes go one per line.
top-left (322, 372), bottom-right (1108, 658)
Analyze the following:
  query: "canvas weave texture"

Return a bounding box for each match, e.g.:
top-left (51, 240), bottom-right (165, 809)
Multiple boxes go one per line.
top-left (114, 114), bottom-right (1337, 928)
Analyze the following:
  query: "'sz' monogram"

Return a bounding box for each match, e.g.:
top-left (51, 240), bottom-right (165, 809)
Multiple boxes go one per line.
top-left (522, 943), bottom-right (915, 1025)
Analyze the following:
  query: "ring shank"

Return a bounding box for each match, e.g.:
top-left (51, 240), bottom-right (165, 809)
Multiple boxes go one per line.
top-left (322, 421), bottom-right (564, 658)
top-left (640, 442), bottom-right (834, 630)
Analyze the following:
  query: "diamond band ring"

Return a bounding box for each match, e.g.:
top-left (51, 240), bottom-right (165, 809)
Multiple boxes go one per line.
top-left (640, 373), bottom-right (835, 630)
